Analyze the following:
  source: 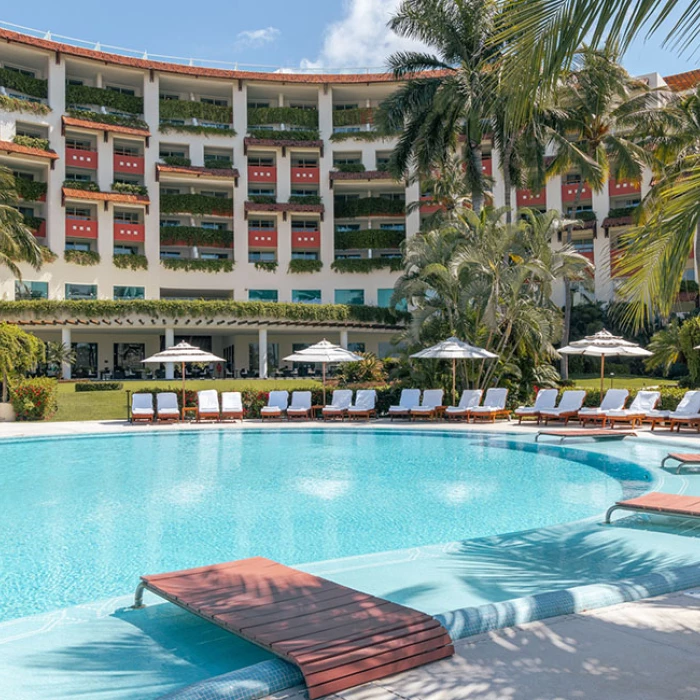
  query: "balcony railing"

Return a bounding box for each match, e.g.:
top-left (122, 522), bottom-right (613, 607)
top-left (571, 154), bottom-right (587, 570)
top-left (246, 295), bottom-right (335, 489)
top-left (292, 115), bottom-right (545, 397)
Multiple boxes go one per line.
top-left (66, 147), bottom-right (98, 169)
top-left (561, 182), bottom-right (592, 202)
top-left (114, 222), bottom-right (145, 243)
top-left (292, 231), bottom-right (320, 248)
top-left (608, 178), bottom-right (641, 196)
top-left (113, 154), bottom-right (145, 175)
top-left (291, 166), bottom-right (319, 184)
top-left (516, 189), bottom-right (546, 207)
top-left (66, 216), bottom-right (98, 239)
top-left (248, 165), bottom-right (277, 183)
top-left (248, 229), bottom-right (278, 248)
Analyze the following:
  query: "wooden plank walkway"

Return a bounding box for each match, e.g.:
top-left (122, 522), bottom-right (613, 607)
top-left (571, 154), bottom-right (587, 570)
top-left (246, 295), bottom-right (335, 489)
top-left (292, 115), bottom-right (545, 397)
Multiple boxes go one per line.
top-left (134, 557), bottom-right (454, 699)
top-left (535, 429), bottom-right (636, 442)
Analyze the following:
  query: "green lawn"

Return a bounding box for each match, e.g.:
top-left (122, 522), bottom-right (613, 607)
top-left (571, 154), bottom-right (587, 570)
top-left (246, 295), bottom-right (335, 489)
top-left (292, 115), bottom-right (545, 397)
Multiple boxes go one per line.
top-left (570, 375), bottom-right (678, 390)
top-left (51, 379), bottom-right (322, 422)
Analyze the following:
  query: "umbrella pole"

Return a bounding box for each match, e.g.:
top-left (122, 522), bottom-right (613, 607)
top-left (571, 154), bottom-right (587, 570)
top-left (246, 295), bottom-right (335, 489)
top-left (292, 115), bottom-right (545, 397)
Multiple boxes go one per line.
top-left (182, 361), bottom-right (186, 416)
top-left (452, 358), bottom-right (456, 406)
top-left (322, 363), bottom-right (326, 405)
top-left (600, 354), bottom-right (605, 397)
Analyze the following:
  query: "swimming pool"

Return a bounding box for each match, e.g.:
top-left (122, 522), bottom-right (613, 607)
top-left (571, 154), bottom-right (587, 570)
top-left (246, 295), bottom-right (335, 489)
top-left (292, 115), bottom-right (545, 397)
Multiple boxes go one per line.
top-left (0, 429), bottom-right (651, 621)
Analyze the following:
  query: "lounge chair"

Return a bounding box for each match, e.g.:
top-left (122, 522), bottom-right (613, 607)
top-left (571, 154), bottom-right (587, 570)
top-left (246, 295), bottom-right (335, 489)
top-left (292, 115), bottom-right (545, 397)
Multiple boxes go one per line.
top-left (605, 492), bottom-right (700, 524)
top-left (444, 389), bottom-right (483, 421)
top-left (157, 392), bottom-right (180, 422)
top-left (131, 393), bottom-right (154, 423)
top-left (347, 389), bottom-right (377, 420)
top-left (388, 389), bottom-right (421, 420)
top-left (666, 391), bottom-right (700, 432)
top-left (606, 391), bottom-right (661, 429)
top-left (197, 389), bottom-right (220, 422)
top-left (410, 389), bottom-right (444, 420)
top-left (261, 390), bottom-right (289, 420)
top-left (647, 390), bottom-right (700, 431)
top-left (220, 392), bottom-right (243, 421)
top-left (471, 388), bottom-right (510, 422)
top-left (539, 390), bottom-right (586, 425)
top-left (578, 389), bottom-right (629, 427)
top-left (513, 388), bottom-right (557, 424)
top-left (287, 391), bottom-right (313, 420)
top-left (322, 390), bottom-right (354, 420)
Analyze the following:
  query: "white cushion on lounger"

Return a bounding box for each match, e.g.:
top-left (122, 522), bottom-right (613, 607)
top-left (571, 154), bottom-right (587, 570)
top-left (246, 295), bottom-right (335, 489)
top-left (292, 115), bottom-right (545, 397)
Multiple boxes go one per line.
top-left (261, 390), bottom-right (289, 415)
top-left (157, 392), bottom-right (179, 416)
top-left (472, 388), bottom-right (508, 413)
top-left (322, 390), bottom-right (353, 413)
top-left (388, 389), bottom-right (421, 413)
top-left (411, 389), bottom-right (444, 414)
top-left (540, 390), bottom-right (586, 417)
top-left (445, 389), bottom-right (483, 414)
top-left (607, 391), bottom-right (660, 418)
top-left (221, 392), bottom-right (243, 412)
top-left (287, 391), bottom-right (312, 415)
top-left (198, 389), bottom-right (220, 414)
top-left (132, 393), bottom-right (154, 417)
top-left (348, 389), bottom-right (376, 413)
top-left (579, 389), bottom-right (629, 416)
top-left (514, 388), bottom-right (557, 416)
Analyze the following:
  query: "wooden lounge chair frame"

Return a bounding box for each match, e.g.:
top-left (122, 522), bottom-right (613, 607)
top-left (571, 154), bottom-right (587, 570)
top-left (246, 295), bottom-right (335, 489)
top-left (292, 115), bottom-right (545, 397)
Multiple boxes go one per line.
top-left (669, 415), bottom-right (700, 432)
top-left (535, 429), bottom-right (636, 443)
top-left (607, 412), bottom-right (646, 429)
top-left (348, 407), bottom-right (376, 421)
top-left (130, 394), bottom-right (154, 424)
top-left (661, 453), bottom-right (700, 474)
top-left (471, 408), bottom-right (510, 423)
top-left (605, 492), bottom-right (700, 523)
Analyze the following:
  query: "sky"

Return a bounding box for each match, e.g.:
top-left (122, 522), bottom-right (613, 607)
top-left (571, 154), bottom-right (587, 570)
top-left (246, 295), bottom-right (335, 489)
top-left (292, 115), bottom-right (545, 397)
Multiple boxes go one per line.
top-left (1, 0), bottom-right (697, 77)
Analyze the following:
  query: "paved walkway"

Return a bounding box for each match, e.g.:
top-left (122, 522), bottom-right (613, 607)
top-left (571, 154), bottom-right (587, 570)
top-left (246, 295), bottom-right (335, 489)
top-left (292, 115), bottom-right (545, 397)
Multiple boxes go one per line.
top-left (267, 591), bottom-right (700, 700)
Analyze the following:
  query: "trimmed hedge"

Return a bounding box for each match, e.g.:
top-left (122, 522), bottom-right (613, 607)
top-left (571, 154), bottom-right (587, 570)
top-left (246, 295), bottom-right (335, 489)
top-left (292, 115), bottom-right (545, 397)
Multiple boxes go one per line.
top-left (331, 258), bottom-right (403, 273)
top-left (330, 131), bottom-right (393, 142)
top-left (160, 123), bottom-right (235, 137)
top-left (65, 249), bottom-right (100, 266)
top-left (23, 215), bottom-right (45, 231)
top-left (0, 67), bottom-right (48, 98)
top-left (160, 226), bottom-right (233, 247)
top-left (10, 378), bottom-right (57, 420)
top-left (288, 259), bottom-right (323, 274)
top-left (204, 157), bottom-right (233, 169)
top-left (67, 108), bottom-right (148, 130)
top-left (248, 106), bottom-right (318, 128)
top-left (75, 381), bottom-right (124, 392)
top-left (161, 155), bottom-right (192, 167)
top-left (332, 108), bottom-right (374, 127)
top-left (608, 206), bottom-right (638, 219)
top-left (249, 195), bottom-right (277, 204)
top-left (247, 128), bottom-right (320, 141)
top-left (160, 193), bottom-right (233, 216)
top-left (335, 229), bottom-right (405, 250)
top-left (14, 178), bottom-right (47, 201)
top-left (570, 386), bottom-right (686, 411)
top-left (159, 99), bottom-right (233, 124)
top-left (334, 197), bottom-right (405, 218)
top-left (161, 258), bottom-right (234, 273)
top-left (288, 195), bottom-right (321, 205)
top-left (113, 254), bottom-right (148, 270)
top-left (66, 85), bottom-right (143, 114)
top-left (0, 300), bottom-right (408, 325)
top-left (13, 134), bottom-right (50, 151)
top-left (254, 261), bottom-right (278, 272)
top-left (334, 163), bottom-right (366, 173)
top-left (63, 180), bottom-right (99, 192)
top-left (112, 182), bottom-right (148, 196)
top-left (0, 95), bottom-right (50, 116)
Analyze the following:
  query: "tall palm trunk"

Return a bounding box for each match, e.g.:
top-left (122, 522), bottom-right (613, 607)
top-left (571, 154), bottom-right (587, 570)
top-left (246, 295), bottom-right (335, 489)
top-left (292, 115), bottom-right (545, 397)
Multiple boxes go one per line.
top-left (1, 370), bottom-right (8, 404)
top-left (502, 140), bottom-right (513, 224)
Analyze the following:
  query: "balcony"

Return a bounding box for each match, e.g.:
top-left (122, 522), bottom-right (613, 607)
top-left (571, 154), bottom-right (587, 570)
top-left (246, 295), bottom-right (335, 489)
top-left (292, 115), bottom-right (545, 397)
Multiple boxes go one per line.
top-left (247, 165), bottom-right (277, 183)
top-left (561, 182), bottom-right (592, 202)
top-left (516, 189), bottom-right (546, 207)
top-left (66, 217), bottom-right (98, 239)
top-left (114, 222), bottom-right (145, 243)
top-left (66, 147), bottom-right (97, 169)
top-left (608, 178), bottom-right (641, 196)
top-left (482, 158), bottom-right (492, 177)
top-left (292, 230), bottom-right (320, 248)
top-left (291, 166), bottom-right (319, 184)
top-left (113, 154), bottom-right (145, 175)
top-left (29, 219), bottom-right (46, 238)
top-left (248, 229), bottom-right (278, 248)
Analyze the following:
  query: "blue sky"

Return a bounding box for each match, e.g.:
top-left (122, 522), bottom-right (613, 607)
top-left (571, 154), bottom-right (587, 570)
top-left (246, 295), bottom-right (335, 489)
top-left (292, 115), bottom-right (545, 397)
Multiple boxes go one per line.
top-left (2, 0), bottom-right (697, 76)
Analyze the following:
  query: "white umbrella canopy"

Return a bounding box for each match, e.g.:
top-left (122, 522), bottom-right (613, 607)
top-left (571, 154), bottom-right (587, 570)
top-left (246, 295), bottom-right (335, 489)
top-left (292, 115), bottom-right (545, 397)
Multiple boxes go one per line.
top-left (142, 341), bottom-right (225, 409)
top-left (284, 339), bottom-right (363, 403)
top-left (410, 337), bottom-right (498, 404)
top-left (558, 329), bottom-right (651, 394)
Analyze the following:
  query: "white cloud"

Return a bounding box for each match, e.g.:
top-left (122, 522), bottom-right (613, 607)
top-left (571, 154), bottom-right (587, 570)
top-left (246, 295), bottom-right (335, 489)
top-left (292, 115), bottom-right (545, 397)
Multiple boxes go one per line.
top-left (235, 27), bottom-right (280, 49)
top-left (300, 0), bottom-right (430, 71)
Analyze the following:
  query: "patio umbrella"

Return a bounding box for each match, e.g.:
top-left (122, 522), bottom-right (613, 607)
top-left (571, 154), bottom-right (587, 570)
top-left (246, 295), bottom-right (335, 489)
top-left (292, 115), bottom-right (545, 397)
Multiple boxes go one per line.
top-left (410, 337), bottom-right (498, 405)
top-left (142, 341), bottom-right (225, 409)
top-left (283, 339), bottom-right (363, 404)
top-left (558, 329), bottom-right (651, 395)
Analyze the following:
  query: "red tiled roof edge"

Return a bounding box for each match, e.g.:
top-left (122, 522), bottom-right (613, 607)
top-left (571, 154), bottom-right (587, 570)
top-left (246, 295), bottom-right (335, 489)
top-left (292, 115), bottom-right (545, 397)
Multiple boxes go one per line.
top-left (602, 216), bottom-right (634, 228)
top-left (157, 164), bottom-right (239, 179)
top-left (62, 187), bottom-right (150, 204)
top-left (62, 115), bottom-right (150, 137)
top-left (0, 140), bottom-right (59, 160)
top-left (663, 69), bottom-right (700, 92)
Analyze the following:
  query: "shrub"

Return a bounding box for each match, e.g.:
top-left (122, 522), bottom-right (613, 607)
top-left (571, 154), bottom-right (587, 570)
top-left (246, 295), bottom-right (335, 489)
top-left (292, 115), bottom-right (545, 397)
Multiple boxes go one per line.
top-left (66, 85), bottom-right (143, 114)
top-left (161, 155), bottom-right (192, 167)
top-left (254, 261), bottom-right (278, 272)
top-left (75, 381), bottom-right (124, 392)
top-left (113, 253), bottom-right (148, 270)
top-left (67, 109), bottom-right (148, 130)
top-left (13, 134), bottom-right (50, 151)
top-left (332, 108), bottom-right (374, 127)
top-left (335, 229), bottom-right (405, 250)
top-left (0, 67), bottom-right (48, 98)
top-left (247, 128), bottom-right (320, 142)
top-left (63, 180), bottom-right (99, 192)
top-left (334, 163), bottom-right (366, 173)
top-left (159, 99), bottom-right (233, 124)
top-left (160, 226), bottom-right (233, 247)
top-left (679, 279), bottom-right (699, 293)
top-left (160, 193), bottom-right (233, 216)
top-left (160, 124), bottom-right (235, 137)
top-left (14, 178), bottom-right (47, 201)
top-left (23, 215), bottom-right (45, 231)
top-left (112, 182), bottom-right (148, 196)
top-left (204, 157), bottom-right (233, 169)
top-left (331, 258), bottom-right (403, 273)
top-left (329, 131), bottom-right (394, 142)
top-left (288, 195), bottom-right (322, 205)
top-left (569, 386), bottom-right (687, 411)
top-left (10, 378), bottom-right (58, 420)
top-left (0, 94), bottom-right (50, 116)
top-left (160, 258), bottom-right (234, 273)
top-left (249, 195), bottom-right (277, 204)
top-left (247, 106), bottom-right (318, 128)
top-left (288, 259), bottom-right (323, 274)
top-left (65, 249), bottom-right (100, 266)
top-left (334, 197), bottom-right (405, 218)
top-left (607, 206), bottom-right (638, 219)
top-left (575, 210), bottom-right (597, 222)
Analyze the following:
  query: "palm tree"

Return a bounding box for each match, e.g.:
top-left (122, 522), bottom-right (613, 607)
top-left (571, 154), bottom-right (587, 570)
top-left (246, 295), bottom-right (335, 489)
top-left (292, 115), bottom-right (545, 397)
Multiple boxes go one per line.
top-left (542, 44), bottom-right (654, 376)
top-left (46, 342), bottom-right (76, 380)
top-left (0, 166), bottom-right (43, 276)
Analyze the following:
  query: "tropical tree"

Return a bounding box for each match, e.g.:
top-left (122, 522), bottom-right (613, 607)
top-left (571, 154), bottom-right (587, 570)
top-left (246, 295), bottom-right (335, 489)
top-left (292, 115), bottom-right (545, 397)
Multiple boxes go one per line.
top-left (46, 342), bottom-right (76, 380)
top-left (0, 166), bottom-right (43, 276)
top-left (645, 320), bottom-right (683, 375)
top-left (0, 323), bottom-right (45, 403)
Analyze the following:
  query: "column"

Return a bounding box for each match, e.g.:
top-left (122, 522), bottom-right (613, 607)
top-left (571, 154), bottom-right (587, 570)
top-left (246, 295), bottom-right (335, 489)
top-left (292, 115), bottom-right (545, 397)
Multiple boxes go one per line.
top-left (592, 185), bottom-right (611, 302)
top-left (97, 132), bottom-right (113, 192)
top-left (47, 56), bottom-right (67, 256)
top-left (142, 72), bottom-right (161, 292)
top-left (164, 327), bottom-right (175, 379)
top-left (339, 330), bottom-right (349, 349)
top-left (61, 327), bottom-right (72, 380)
top-left (258, 328), bottom-right (268, 379)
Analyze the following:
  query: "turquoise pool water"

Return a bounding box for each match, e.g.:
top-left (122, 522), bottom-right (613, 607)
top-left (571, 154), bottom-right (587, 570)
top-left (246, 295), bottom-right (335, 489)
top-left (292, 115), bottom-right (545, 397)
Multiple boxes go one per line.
top-left (0, 429), bottom-right (650, 621)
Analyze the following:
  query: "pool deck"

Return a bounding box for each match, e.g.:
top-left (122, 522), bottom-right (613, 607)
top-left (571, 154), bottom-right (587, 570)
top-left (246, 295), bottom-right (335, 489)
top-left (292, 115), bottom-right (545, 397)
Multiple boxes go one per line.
top-left (2, 419), bottom-right (700, 700)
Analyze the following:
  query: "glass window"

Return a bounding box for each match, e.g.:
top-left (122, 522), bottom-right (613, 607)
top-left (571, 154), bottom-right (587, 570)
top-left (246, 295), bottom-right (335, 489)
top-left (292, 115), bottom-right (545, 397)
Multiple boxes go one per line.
top-left (200, 253), bottom-right (228, 260)
top-left (249, 251), bottom-right (276, 262)
top-left (65, 138), bottom-right (92, 150)
top-left (114, 211), bottom-right (139, 223)
top-left (290, 188), bottom-right (318, 197)
top-left (292, 220), bottom-right (319, 230)
top-left (66, 283), bottom-right (97, 300)
top-left (106, 85), bottom-right (136, 96)
top-left (65, 242), bottom-right (91, 252)
top-left (248, 343), bottom-right (279, 372)
top-left (247, 101), bottom-right (270, 109)
top-left (248, 187), bottom-right (275, 196)
top-left (71, 342), bottom-right (98, 378)
top-left (380, 223), bottom-right (405, 231)
top-left (378, 288), bottom-right (407, 311)
top-left (249, 219), bottom-right (276, 229)
top-left (114, 245), bottom-right (137, 255)
top-left (336, 224), bottom-right (360, 232)
top-left (201, 97), bottom-right (228, 106)
top-left (160, 219), bottom-right (180, 227)
top-left (15, 280), bottom-right (48, 300)
top-left (160, 251), bottom-right (181, 259)
top-left (200, 190), bottom-right (228, 198)
top-left (200, 221), bottom-right (228, 231)
top-left (66, 207), bottom-right (91, 219)
top-left (248, 289), bottom-right (278, 302)
top-left (114, 343), bottom-right (146, 372)
top-left (248, 156), bottom-right (275, 166)
top-left (292, 289), bottom-right (322, 304)
top-left (114, 286), bottom-right (145, 300)
top-left (65, 172), bottom-right (92, 183)
top-left (335, 289), bottom-right (364, 305)
top-left (291, 251), bottom-right (318, 260)
top-left (348, 342), bottom-right (365, 353)
top-left (333, 103), bottom-right (359, 111)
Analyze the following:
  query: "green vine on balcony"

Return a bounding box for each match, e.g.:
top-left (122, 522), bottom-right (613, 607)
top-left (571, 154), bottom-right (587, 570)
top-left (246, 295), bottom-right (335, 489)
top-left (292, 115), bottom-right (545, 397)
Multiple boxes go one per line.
top-left (332, 107), bottom-right (374, 127)
top-left (13, 178), bottom-right (47, 201)
top-left (161, 257), bottom-right (234, 273)
top-left (334, 229), bottom-right (405, 250)
top-left (159, 123), bottom-right (236, 137)
top-left (12, 134), bottom-right (50, 151)
top-left (39, 246), bottom-right (57, 263)
top-left (113, 253), bottom-right (148, 270)
top-left (0, 94), bottom-right (51, 116)
top-left (254, 261), bottom-right (279, 272)
top-left (288, 195), bottom-right (322, 205)
top-left (160, 226), bottom-right (233, 247)
top-left (65, 249), bottom-right (101, 266)
top-left (66, 109), bottom-right (148, 130)
top-left (331, 258), bottom-right (403, 273)
top-left (571, 210), bottom-right (597, 222)
top-left (334, 197), bottom-right (405, 218)
top-left (247, 128), bottom-right (320, 141)
top-left (23, 215), bottom-right (45, 231)
top-left (159, 99), bottom-right (233, 124)
top-left (330, 130), bottom-right (394, 143)
top-left (112, 182), bottom-right (148, 196)
top-left (334, 163), bottom-right (366, 173)
top-left (0, 67), bottom-right (48, 98)
top-left (249, 195), bottom-right (277, 204)
top-left (288, 258), bottom-right (323, 274)
top-left (66, 85), bottom-right (143, 114)
top-left (160, 193), bottom-right (233, 216)
top-left (63, 180), bottom-right (100, 192)
top-left (247, 106), bottom-right (318, 128)
top-left (607, 206), bottom-right (638, 219)
top-left (203, 157), bottom-right (233, 169)
top-left (161, 155), bottom-right (192, 167)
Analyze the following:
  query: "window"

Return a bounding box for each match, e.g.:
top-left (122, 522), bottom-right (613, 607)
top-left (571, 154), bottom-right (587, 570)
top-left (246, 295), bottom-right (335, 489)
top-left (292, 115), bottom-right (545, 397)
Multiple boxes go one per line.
top-left (379, 223), bottom-right (405, 231)
top-left (15, 280), bottom-right (48, 300)
top-left (380, 193), bottom-right (405, 201)
top-left (114, 145), bottom-right (139, 156)
top-left (71, 342), bottom-right (98, 378)
top-left (160, 219), bottom-right (180, 227)
top-left (106, 85), bottom-right (136, 96)
top-left (161, 188), bottom-right (181, 195)
top-left (248, 289), bottom-right (278, 302)
top-left (292, 289), bottom-right (321, 304)
top-left (335, 253), bottom-right (361, 260)
top-left (380, 252), bottom-right (402, 259)
top-left (4, 64), bottom-right (35, 78)
top-left (201, 97), bottom-right (228, 106)
top-left (292, 158), bottom-right (318, 167)
top-left (289, 102), bottom-right (316, 110)
top-left (114, 211), bottom-right (139, 223)
top-left (249, 219), bottom-right (275, 230)
top-left (65, 241), bottom-right (92, 252)
top-left (291, 251), bottom-right (318, 260)
top-left (114, 245), bottom-right (137, 255)
top-left (200, 122), bottom-right (231, 130)
top-left (248, 342), bottom-right (279, 372)
top-left (333, 126), bottom-right (361, 133)
top-left (17, 206), bottom-right (34, 217)
top-left (114, 286), bottom-right (145, 300)
top-left (66, 78), bottom-right (84, 86)
top-left (333, 157), bottom-right (361, 166)
top-left (66, 283), bottom-right (97, 300)
top-left (160, 93), bottom-right (180, 101)
top-left (292, 220), bottom-right (319, 231)
top-left (377, 289), bottom-right (407, 310)
top-left (248, 187), bottom-right (275, 196)
top-left (201, 252), bottom-right (228, 260)
top-left (160, 251), bottom-right (181, 258)
top-left (348, 343), bottom-right (365, 353)
top-left (200, 221), bottom-right (228, 231)
top-left (248, 101), bottom-right (270, 109)
top-left (12, 170), bottom-right (33, 182)
top-left (335, 289), bottom-right (365, 305)
top-left (334, 103), bottom-right (359, 111)
top-left (249, 251), bottom-right (276, 262)
top-left (565, 173), bottom-right (582, 185)
top-left (199, 190), bottom-right (228, 198)
top-left (114, 343), bottom-right (146, 371)
top-left (66, 207), bottom-right (91, 219)
top-left (204, 153), bottom-right (232, 165)
top-left (66, 138), bottom-right (92, 151)
top-left (65, 172), bottom-right (92, 183)
top-left (248, 156), bottom-right (275, 166)
top-left (290, 188), bottom-right (318, 197)
top-left (336, 223), bottom-right (360, 232)
top-left (159, 148), bottom-right (187, 159)
top-left (566, 205), bottom-right (594, 215)
top-left (334, 194), bottom-right (360, 202)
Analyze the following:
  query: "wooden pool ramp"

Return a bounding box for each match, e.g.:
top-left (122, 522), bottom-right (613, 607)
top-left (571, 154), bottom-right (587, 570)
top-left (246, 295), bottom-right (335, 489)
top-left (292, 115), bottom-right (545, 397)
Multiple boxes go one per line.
top-left (535, 429), bottom-right (636, 442)
top-left (134, 556), bottom-right (454, 699)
